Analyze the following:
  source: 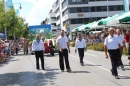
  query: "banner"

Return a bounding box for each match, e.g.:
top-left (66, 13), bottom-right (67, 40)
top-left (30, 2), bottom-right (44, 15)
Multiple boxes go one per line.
top-left (15, 9), bottom-right (19, 16)
top-left (123, 0), bottom-right (129, 12)
top-left (28, 25), bottom-right (52, 41)
top-left (7, 0), bottom-right (12, 9)
top-left (4, 0), bottom-right (12, 11)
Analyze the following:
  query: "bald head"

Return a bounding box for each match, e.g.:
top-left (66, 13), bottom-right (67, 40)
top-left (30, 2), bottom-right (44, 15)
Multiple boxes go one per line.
top-left (36, 34), bottom-right (40, 40)
top-left (116, 29), bottom-right (121, 35)
top-left (108, 28), bottom-right (114, 36)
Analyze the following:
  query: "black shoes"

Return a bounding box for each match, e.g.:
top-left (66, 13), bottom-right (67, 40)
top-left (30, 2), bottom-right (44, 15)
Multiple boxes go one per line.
top-left (80, 62), bottom-right (84, 66)
top-left (61, 70), bottom-right (64, 72)
top-left (115, 76), bottom-right (120, 79)
top-left (110, 69), bottom-right (115, 76)
top-left (67, 69), bottom-right (72, 72)
top-left (121, 66), bottom-right (125, 71)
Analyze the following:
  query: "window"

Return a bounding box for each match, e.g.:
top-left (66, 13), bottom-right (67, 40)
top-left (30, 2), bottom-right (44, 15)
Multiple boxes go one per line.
top-left (116, 5), bottom-right (123, 11)
top-left (51, 17), bottom-right (56, 21)
top-left (71, 19), bottom-right (77, 24)
top-left (83, 7), bottom-right (89, 12)
top-left (91, 7), bottom-right (96, 12)
top-left (102, 6), bottom-right (107, 11)
top-left (77, 7), bottom-right (82, 13)
top-left (62, 0), bottom-right (67, 9)
top-left (109, 6), bottom-right (115, 11)
top-left (77, 18), bottom-right (83, 24)
top-left (57, 16), bottom-right (60, 20)
top-left (69, 8), bottom-right (77, 13)
top-left (96, 6), bottom-right (102, 12)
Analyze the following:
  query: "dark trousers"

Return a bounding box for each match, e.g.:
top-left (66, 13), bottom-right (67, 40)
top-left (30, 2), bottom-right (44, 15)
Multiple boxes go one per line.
top-left (35, 50), bottom-right (44, 69)
top-left (15, 48), bottom-right (18, 54)
top-left (78, 48), bottom-right (84, 63)
top-left (59, 49), bottom-right (70, 70)
top-left (108, 49), bottom-right (119, 76)
top-left (117, 48), bottom-right (124, 67)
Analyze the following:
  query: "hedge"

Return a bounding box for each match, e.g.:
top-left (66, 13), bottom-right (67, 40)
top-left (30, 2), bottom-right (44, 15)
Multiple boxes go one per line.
top-left (70, 42), bottom-right (128, 55)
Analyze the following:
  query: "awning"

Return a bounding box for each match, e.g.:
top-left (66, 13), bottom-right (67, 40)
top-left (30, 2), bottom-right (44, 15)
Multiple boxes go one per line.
top-left (107, 12), bottom-right (130, 25)
top-left (98, 12), bottom-right (126, 25)
top-left (119, 16), bottom-right (130, 23)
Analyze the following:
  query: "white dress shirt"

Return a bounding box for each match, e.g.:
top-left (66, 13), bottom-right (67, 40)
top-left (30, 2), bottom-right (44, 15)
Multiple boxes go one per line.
top-left (104, 35), bottom-right (119, 49)
top-left (32, 39), bottom-right (45, 51)
top-left (115, 35), bottom-right (124, 47)
top-left (56, 36), bottom-right (68, 49)
top-left (75, 38), bottom-right (86, 50)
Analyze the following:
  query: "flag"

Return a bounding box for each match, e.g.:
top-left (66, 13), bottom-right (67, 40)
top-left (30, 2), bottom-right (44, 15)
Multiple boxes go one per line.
top-left (123, 0), bottom-right (129, 12)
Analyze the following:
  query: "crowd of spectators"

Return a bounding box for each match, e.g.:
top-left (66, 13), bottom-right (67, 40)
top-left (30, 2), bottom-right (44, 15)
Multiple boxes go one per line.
top-left (0, 39), bottom-right (23, 63)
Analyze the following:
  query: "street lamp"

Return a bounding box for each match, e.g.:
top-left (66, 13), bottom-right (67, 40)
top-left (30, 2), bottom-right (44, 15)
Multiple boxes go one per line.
top-left (13, 3), bottom-right (22, 10)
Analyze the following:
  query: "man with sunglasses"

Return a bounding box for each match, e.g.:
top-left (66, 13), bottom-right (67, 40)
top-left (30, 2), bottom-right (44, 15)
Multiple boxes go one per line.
top-left (32, 34), bottom-right (45, 70)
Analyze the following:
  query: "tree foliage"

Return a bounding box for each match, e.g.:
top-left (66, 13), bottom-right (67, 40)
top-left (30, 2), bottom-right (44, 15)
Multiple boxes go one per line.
top-left (0, 1), bottom-right (28, 39)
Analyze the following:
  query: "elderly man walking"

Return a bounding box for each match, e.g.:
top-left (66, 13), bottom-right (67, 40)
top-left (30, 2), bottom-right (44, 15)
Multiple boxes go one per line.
top-left (104, 28), bottom-right (121, 79)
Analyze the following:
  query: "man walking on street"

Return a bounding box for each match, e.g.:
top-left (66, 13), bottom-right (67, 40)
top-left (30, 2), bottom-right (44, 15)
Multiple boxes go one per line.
top-left (104, 28), bottom-right (121, 79)
top-left (115, 29), bottom-right (125, 70)
top-left (75, 33), bottom-right (86, 66)
top-left (32, 34), bottom-right (45, 70)
top-left (56, 30), bottom-right (71, 72)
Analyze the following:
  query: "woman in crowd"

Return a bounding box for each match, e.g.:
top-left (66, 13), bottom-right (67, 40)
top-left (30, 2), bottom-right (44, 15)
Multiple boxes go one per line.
top-left (0, 41), bottom-right (5, 62)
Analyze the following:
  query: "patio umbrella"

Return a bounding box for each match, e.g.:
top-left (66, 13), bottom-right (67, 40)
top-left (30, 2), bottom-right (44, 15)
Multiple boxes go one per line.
top-left (119, 15), bottom-right (130, 23)
top-left (107, 12), bottom-right (130, 25)
top-left (98, 12), bottom-right (126, 25)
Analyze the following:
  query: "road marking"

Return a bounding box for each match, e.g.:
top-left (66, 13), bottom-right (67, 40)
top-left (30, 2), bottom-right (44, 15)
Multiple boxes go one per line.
top-left (69, 54), bottom-right (130, 80)
top-left (85, 53), bottom-right (98, 57)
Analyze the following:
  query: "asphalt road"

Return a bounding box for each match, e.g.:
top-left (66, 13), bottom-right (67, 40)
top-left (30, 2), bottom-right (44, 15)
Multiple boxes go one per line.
top-left (0, 48), bottom-right (130, 86)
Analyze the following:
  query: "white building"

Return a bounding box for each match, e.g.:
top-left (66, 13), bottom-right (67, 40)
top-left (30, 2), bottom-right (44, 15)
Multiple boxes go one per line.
top-left (45, 0), bottom-right (129, 39)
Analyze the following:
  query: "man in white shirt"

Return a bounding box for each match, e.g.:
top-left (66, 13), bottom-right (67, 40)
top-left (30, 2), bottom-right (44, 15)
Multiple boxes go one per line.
top-left (32, 34), bottom-right (45, 70)
top-left (56, 30), bottom-right (71, 72)
top-left (75, 33), bottom-right (86, 66)
top-left (104, 28), bottom-right (121, 79)
top-left (115, 29), bottom-right (126, 70)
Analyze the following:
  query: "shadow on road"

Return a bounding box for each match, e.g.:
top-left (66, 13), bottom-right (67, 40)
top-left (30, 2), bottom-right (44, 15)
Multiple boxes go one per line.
top-left (0, 69), bottom-right (60, 86)
top-left (71, 71), bottom-right (90, 73)
top-left (119, 76), bottom-right (130, 79)
top-left (84, 64), bottom-right (101, 66)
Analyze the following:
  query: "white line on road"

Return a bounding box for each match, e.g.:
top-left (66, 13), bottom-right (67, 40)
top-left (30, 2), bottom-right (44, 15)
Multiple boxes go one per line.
top-left (85, 53), bottom-right (98, 57)
top-left (69, 54), bottom-right (130, 80)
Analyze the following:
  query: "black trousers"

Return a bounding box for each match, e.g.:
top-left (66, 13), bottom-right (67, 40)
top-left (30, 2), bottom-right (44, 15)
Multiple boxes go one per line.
top-left (59, 49), bottom-right (70, 70)
top-left (78, 48), bottom-right (84, 63)
top-left (15, 48), bottom-right (18, 54)
top-left (35, 50), bottom-right (44, 69)
top-left (117, 47), bottom-right (124, 67)
top-left (108, 49), bottom-right (119, 76)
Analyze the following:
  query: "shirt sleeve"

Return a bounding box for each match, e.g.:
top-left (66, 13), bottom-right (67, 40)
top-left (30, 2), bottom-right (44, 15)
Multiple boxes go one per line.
top-left (75, 39), bottom-right (78, 50)
top-left (32, 40), bottom-right (35, 51)
top-left (104, 37), bottom-right (108, 46)
top-left (41, 40), bottom-right (45, 51)
top-left (83, 39), bottom-right (86, 48)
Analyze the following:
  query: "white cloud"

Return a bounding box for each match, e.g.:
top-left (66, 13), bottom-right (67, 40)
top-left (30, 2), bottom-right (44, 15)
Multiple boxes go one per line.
top-left (24, 0), bottom-right (55, 26)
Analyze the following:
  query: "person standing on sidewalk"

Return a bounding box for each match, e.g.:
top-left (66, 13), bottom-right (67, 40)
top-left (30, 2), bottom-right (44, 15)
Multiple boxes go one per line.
top-left (75, 33), bottom-right (86, 66)
top-left (32, 34), bottom-right (45, 70)
top-left (56, 30), bottom-right (71, 72)
top-left (104, 28), bottom-right (121, 79)
top-left (115, 29), bottom-right (126, 70)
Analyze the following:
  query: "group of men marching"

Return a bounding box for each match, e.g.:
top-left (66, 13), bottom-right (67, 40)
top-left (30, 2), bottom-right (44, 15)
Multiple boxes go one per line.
top-left (32, 28), bottom-right (128, 79)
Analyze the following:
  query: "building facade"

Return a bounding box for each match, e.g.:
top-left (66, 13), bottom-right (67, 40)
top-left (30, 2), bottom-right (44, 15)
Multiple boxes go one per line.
top-left (45, 0), bottom-right (129, 39)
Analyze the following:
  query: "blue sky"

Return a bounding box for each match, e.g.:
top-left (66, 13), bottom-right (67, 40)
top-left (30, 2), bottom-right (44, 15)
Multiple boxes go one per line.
top-left (12, 0), bottom-right (55, 26)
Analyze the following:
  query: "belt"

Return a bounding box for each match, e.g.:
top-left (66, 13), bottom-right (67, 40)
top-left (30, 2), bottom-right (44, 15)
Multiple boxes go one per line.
top-left (108, 48), bottom-right (118, 50)
top-left (61, 48), bottom-right (67, 50)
